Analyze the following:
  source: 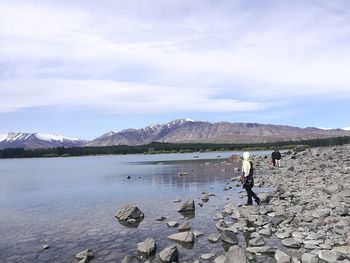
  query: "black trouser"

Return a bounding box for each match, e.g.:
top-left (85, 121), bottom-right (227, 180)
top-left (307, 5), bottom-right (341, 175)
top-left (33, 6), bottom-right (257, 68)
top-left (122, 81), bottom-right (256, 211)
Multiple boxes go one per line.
top-left (245, 185), bottom-right (259, 205)
top-left (272, 158), bottom-right (276, 166)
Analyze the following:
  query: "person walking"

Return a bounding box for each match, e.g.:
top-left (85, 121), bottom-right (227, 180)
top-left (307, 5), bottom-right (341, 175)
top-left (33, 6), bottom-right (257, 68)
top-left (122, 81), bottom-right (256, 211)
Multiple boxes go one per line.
top-left (271, 149), bottom-right (281, 167)
top-left (241, 152), bottom-right (260, 206)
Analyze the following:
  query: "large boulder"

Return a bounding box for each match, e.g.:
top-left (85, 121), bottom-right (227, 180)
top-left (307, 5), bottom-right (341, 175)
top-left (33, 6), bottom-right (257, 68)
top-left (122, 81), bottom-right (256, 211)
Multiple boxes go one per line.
top-left (136, 238), bottom-right (156, 255)
top-left (167, 231), bottom-right (194, 243)
top-left (159, 245), bottom-right (178, 262)
top-left (115, 205), bottom-right (144, 221)
top-left (177, 199), bottom-right (195, 212)
top-left (224, 245), bottom-right (247, 263)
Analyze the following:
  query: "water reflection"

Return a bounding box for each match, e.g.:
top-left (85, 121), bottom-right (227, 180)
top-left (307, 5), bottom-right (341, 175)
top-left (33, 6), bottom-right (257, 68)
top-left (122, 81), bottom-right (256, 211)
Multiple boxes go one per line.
top-left (0, 151), bottom-right (274, 262)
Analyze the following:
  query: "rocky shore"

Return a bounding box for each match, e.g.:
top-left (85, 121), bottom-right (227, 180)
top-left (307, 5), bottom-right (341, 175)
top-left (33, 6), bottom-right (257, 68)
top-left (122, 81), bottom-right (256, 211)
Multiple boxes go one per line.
top-left (85, 145), bottom-right (350, 262)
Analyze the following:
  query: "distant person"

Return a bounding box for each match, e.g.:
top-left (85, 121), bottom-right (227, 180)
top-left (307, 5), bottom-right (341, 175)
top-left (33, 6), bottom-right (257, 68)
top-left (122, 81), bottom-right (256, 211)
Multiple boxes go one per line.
top-left (271, 149), bottom-right (282, 167)
top-left (240, 152), bottom-right (260, 206)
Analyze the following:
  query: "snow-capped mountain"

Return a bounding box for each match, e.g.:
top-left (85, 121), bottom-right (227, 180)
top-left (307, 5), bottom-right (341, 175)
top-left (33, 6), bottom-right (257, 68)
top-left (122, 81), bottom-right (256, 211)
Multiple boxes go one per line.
top-left (87, 119), bottom-right (350, 146)
top-left (0, 132), bottom-right (86, 149)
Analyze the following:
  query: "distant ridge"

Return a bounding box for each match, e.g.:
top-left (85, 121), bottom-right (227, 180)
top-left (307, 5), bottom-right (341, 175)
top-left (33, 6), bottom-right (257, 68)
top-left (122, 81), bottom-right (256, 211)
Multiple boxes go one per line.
top-left (86, 119), bottom-right (350, 146)
top-left (2, 119), bottom-right (349, 149)
top-left (0, 132), bottom-right (86, 149)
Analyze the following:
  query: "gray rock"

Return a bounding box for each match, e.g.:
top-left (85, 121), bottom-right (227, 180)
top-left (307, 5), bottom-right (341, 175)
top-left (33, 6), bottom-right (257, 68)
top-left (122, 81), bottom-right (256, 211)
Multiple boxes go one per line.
top-left (159, 245), bottom-right (178, 262)
top-left (282, 238), bottom-right (301, 248)
top-left (249, 236), bottom-right (265, 246)
top-left (275, 250), bottom-right (291, 263)
top-left (201, 253), bottom-right (216, 260)
top-left (224, 245), bottom-right (247, 263)
top-left (221, 230), bottom-right (238, 245)
top-left (167, 231), bottom-right (194, 243)
top-left (178, 221), bottom-right (191, 232)
top-left (167, 221), bottom-right (178, 227)
top-left (177, 199), bottom-right (195, 212)
top-left (208, 233), bottom-right (221, 243)
top-left (121, 255), bottom-right (141, 263)
top-left (75, 249), bottom-right (94, 261)
top-left (201, 193), bottom-right (209, 201)
top-left (137, 238), bottom-right (156, 255)
top-left (301, 253), bottom-right (318, 263)
top-left (213, 213), bottom-right (224, 220)
top-left (42, 244), bottom-right (50, 249)
top-left (258, 192), bottom-right (270, 203)
top-left (115, 205), bottom-right (144, 221)
top-left (193, 230), bottom-right (204, 237)
top-left (259, 228), bottom-right (272, 236)
top-left (214, 255), bottom-right (226, 263)
top-left (155, 216), bottom-right (166, 221)
top-left (318, 250), bottom-right (340, 262)
top-left (246, 246), bottom-right (275, 254)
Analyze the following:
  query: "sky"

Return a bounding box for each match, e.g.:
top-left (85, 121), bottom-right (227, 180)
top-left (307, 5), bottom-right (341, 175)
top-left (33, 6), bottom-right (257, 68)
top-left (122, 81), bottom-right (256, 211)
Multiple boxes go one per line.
top-left (0, 0), bottom-right (350, 139)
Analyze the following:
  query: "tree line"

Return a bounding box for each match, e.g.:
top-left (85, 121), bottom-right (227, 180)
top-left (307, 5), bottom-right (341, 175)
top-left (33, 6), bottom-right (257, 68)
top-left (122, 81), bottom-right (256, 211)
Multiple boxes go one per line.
top-left (1, 136), bottom-right (350, 159)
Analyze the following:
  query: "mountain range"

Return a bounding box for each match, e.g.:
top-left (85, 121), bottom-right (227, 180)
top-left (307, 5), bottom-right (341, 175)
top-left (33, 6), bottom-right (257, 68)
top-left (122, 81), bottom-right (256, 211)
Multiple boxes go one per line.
top-left (1, 119), bottom-right (350, 149)
top-left (0, 133), bottom-right (86, 149)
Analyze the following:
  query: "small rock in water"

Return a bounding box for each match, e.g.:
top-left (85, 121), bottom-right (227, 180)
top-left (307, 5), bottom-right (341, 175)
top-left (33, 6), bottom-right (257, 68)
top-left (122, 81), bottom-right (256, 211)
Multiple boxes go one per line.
top-left (201, 193), bottom-right (209, 201)
top-left (155, 216), bottom-right (166, 221)
top-left (174, 199), bottom-right (181, 203)
top-left (193, 230), bottom-right (204, 237)
top-left (115, 204), bottom-right (144, 221)
top-left (201, 253), bottom-right (216, 260)
top-left (75, 249), bottom-right (94, 261)
top-left (178, 221), bottom-right (191, 232)
top-left (137, 238), bottom-right (156, 255)
top-left (167, 221), bottom-right (179, 227)
top-left (42, 244), bottom-right (50, 249)
top-left (159, 245), bottom-right (178, 262)
top-left (213, 213), bottom-right (224, 220)
top-left (177, 199), bottom-right (195, 212)
top-left (208, 233), bottom-right (221, 243)
top-left (126, 176), bottom-right (131, 179)
top-left (121, 255), bottom-right (141, 263)
top-left (167, 231), bottom-right (194, 243)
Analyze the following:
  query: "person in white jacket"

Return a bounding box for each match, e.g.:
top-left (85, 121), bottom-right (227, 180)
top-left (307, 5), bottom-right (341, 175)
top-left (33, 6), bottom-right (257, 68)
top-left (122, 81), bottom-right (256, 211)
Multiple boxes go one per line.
top-left (241, 152), bottom-right (260, 205)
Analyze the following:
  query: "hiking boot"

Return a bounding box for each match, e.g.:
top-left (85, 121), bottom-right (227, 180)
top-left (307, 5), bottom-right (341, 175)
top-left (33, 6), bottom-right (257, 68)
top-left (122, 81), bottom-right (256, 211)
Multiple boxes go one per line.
top-left (255, 198), bottom-right (261, 205)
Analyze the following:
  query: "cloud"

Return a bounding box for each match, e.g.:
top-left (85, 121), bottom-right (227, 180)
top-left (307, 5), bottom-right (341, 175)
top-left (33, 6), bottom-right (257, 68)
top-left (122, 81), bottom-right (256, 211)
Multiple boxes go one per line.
top-left (1, 1), bottom-right (350, 114)
top-left (0, 79), bottom-right (264, 113)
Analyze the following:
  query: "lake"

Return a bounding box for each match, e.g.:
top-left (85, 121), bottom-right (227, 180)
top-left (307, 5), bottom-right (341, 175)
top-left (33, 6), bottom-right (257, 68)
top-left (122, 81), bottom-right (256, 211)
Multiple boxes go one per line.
top-left (0, 151), bottom-right (275, 262)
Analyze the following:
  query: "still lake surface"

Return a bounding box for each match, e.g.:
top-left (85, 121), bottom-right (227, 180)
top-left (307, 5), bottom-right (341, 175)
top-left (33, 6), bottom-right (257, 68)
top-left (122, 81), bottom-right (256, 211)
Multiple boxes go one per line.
top-left (0, 151), bottom-right (274, 262)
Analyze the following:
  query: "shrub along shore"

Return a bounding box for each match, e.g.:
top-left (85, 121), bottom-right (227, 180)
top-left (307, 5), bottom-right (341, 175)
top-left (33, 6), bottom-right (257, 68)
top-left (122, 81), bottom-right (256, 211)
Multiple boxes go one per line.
top-left (0, 136), bottom-right (350, 159)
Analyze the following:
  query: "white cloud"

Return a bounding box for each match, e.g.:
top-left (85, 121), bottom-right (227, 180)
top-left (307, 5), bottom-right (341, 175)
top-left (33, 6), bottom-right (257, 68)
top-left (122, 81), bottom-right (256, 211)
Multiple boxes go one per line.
top-left (343, 127), bottom-right (350, 131)
top-left (1, 1), bottom-right (350, 114)
top-left (0, 79), bottom-right (264, 113)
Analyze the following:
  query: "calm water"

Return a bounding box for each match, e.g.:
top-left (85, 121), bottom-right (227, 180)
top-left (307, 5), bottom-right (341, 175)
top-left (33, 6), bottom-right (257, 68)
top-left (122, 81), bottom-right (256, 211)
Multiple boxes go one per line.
top-left (0, 151), bottom-right (274, 262)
